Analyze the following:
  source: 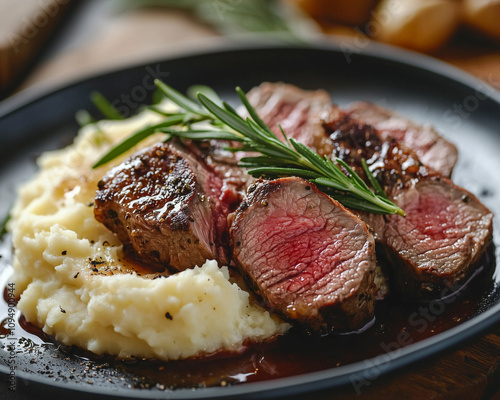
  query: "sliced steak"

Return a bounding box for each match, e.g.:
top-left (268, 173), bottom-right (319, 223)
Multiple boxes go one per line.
top-left (345, 102), bottom-right (458, 177)
top-left (184, 139), bottom-right (252, 194)
top-left (383, 178), bottom-right (494, 297)
top-left (230, 177), bottom-right (377, 334)
top-left (324, 115), bottom-right (493, 299)
top-left (94, 142), bottom-right (239, 272)
top-left (246, 83), bottom-right (458, 178)
top-left (245, 82), bottom-right (334, 152)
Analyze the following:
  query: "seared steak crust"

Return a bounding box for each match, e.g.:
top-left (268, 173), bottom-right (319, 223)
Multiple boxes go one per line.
top-left (230, 177), bottom-right (377, 334)
top-left (324, 115), bottom-right (493, 299)
top-left (345, 102), bottom-right (458, 177)
top-left (94, 142), bottom-right (236, 271)
top-left (325, 114), bottom-right (426, 188)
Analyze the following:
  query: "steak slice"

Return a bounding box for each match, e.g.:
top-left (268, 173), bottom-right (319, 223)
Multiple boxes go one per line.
top-left (230, 177), bottom-right (377, 334)
top-left (94, 142), bottom-right (239, 272)
top-left (324, 115), bottom-right (493, 299)
top-left (245, 82), bottom-right (334, 152)
top-left (345, 102), bottom-right (458, 177)
top-left (384, 178), bottom-right (494, 297)
top-left (183, 139), bottom-right (252, 194)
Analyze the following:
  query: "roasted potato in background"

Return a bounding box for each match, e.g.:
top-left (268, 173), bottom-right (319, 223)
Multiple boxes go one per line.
top-left (462, 0), bottom-right (500, 41)
top-left (287, 0), bottom-right (499, 52)
top-left (372, 0), bottom-right (460, 52)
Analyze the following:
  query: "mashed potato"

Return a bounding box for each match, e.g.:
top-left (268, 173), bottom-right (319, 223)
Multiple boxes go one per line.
top-left (10, 107), bottom-right (289, 360)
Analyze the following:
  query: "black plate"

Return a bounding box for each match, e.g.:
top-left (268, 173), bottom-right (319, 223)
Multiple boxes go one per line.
top-left (1, 42), bottom-right (500, 400)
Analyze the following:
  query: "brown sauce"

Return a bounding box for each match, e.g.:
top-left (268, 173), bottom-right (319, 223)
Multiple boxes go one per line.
top-left (0, 243), bottom-right (497, 389)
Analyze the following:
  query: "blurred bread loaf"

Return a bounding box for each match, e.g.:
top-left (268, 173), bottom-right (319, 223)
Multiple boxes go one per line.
top-left (372, 0), bottom-right (460, 52)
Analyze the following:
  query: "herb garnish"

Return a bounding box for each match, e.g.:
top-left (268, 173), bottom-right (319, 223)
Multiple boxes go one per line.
top-left (120, 0), bottom-right (318, 44)
top-left (91, 80), bottom-right (404, 216)
top-left (0, 213), bottom-right (10, 239)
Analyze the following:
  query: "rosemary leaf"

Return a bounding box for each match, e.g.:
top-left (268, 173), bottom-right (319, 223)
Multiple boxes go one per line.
top-left (155, 79), bottom-right (205, 114)
top-left (93, 117), bottom-right (187, 168)
top-left (245, 118), bottom-right (294, 155)
top-left (278, 125), bottom-right (291, 148)
top-left (327, 195), bottom-right (396, 215)
top-left (247, 145), bottom-right (300, 162)
top-left (289, 139), bottom-right (330, 174)
top-left (187, 85), bottom-right (222, 106)
top-left (247, 167), bottom-right (322, 179)
top-left (119, 0), bottom-right (319, 44)
top-left (239, 156), bottom-right (290, 166)
top-left (197, 94), bottom-right (262, 141)
top-left (362, 158), bottom-right (388, 200)
top-left (336, 158), bottom-right (372, 193)
top-left (90, 92), bottom-right (124, 120)
top-left (223, 144), bottom-right (257, 153)
top-left (161, 129), bottom-right (243, 142)
top-left (222, 101), bottom-right (241, 117)
top-left (236, 86), bottom-right (275, 137)
top-left (311, 177), bottom-right (350, 192)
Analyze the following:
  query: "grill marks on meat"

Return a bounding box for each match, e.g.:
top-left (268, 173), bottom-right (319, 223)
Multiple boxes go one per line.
top-left (94, 142), bottom-right (238, 272)
top-left (345, 102), bottom-right (458, 177)
top-left (324, 115), bottom-right (494, 299)
top-left (230, 177), bottom-right (377, 334)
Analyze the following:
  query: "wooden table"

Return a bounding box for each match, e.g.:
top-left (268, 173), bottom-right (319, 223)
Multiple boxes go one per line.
top-left (2, 1), bottom-right (500, 399)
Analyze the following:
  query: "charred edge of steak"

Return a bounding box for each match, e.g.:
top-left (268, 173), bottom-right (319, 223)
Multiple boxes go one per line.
top-left (324, 114), bottom-right (430, 191)
top-left (230, 177), bottom-right (377, 334)
top-left (94, 142), bottom-right (220, 272)
top-left (344, 101), bottom-right (459, 178)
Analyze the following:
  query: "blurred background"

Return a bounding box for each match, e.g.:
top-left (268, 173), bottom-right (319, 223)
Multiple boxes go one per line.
top-left (0, 0), bottom-right (499, 100)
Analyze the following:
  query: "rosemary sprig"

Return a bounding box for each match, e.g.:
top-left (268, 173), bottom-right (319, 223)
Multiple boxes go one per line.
top-left (118, 0), bottom-right (319, 44)
top-left (91, 81), bottom-right (405, 216)
top-left (90, 92), bottom-right (124, 120)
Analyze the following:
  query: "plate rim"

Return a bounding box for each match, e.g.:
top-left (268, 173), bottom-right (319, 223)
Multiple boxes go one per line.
top-left (1, 40), bottom-right (499, 399)
top-left (2, 38), bottom-right (500, 116)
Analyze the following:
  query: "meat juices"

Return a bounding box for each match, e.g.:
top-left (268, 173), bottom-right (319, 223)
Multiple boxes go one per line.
top-left (230, 177), bottom-right (377, 334)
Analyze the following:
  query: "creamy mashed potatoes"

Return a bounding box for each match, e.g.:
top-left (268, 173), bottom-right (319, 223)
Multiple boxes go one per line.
top-left (10, 107), bottom-right (289, 360)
